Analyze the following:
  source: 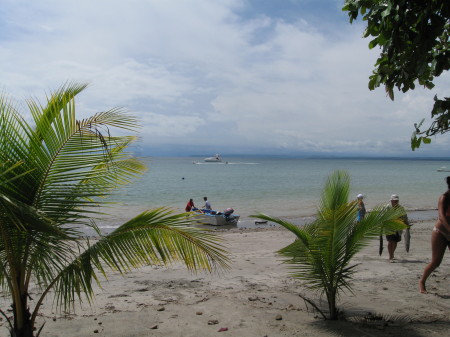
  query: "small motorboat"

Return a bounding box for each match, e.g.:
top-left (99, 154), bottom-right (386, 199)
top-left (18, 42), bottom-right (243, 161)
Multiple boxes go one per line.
top-left (437, 166), bottom-right (450, 172)
top-left (191, 207), bottom-right (239, 226)
top-left (204, 154), bottom-right (222, 162)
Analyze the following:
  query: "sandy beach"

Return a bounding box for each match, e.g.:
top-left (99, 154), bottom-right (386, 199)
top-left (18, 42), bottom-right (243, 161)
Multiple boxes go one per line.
top-left (1, 220), bottom-right (449, 337)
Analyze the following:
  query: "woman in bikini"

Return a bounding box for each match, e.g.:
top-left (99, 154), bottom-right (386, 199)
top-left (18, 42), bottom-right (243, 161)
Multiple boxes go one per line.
top-left (419, 176), bottom-right (450, 293)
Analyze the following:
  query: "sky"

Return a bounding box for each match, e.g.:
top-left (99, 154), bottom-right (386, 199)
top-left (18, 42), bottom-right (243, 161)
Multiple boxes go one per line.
top-left (1, 0), bottom-right (449, 158)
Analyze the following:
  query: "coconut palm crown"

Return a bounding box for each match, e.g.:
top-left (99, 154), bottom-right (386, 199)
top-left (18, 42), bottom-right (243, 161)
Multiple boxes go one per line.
top-left (0, 83), bottom-right (229, 337)
top-left (252, 170), bottom-right (406, 320)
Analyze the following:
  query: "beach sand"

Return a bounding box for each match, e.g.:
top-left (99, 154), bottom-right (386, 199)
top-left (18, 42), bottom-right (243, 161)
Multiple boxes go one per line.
top-left (1, 220), bottom-right (449, 336)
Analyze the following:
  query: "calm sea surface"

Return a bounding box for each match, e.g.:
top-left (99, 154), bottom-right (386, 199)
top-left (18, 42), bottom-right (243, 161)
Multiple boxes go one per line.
top-left (98, 157), bottom-right (450, 230)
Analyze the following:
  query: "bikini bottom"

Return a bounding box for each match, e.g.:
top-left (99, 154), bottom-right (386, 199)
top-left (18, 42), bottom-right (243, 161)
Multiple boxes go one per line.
top-left (433, 226), bottom-right (450, 242)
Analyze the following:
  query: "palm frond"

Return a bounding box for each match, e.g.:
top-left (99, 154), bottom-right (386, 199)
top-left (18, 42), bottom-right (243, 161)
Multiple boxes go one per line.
top-left (252, 170), bottom-right (409, 320)
top-left (0, 98), bottom-right (38, 203)
top-left (0, 193), bottom-right (71, 237)
top-left (1, 83), bottom-right (232, 336)
top-left (27, 82), bottom-right (88, 142)
top-left (251, 213), bottom-right (313, 245)
top-left (318, 170), bottom-right (350, 213)
top-left (346, 204), bottom-right (407, 257)
top-left (48, 208), bottom-right (229, 313)
top-left (24, 90), bottom-right (145, 222)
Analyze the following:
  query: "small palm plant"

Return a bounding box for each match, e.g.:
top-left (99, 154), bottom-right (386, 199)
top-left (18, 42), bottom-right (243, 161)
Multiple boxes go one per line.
top-left (252, 170), bottom-right (406, 320)
top-left (0, 83), bottom-right (229, 337)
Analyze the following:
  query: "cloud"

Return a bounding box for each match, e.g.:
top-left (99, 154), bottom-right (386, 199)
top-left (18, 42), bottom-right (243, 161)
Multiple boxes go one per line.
top-left (1, 0), bottom-right (449, 156)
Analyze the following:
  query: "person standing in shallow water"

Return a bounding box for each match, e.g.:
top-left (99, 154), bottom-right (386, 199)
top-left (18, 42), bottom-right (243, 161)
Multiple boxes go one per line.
top-left (203, 196), bottom-right (212, 210)
top-left (185, 199), bottom-right (195, 212)
top-left (386, 194), bottom-right (409, 262)
top-left (419, 177), bottom-right (450, 294)
top-left (356, 194), bottom-right (366, 222)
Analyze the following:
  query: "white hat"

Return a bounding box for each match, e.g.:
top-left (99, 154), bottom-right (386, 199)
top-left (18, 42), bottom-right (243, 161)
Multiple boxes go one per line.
top-left (390, 194), bottom-right (399, 201)
top-left (356, 194), bottom-right (364, 199)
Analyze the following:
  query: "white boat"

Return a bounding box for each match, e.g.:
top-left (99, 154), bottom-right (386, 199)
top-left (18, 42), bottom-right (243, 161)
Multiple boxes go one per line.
top-left (437, 166), bottom-right (450, 172)
top-left (192, 208), bottom-right (239, 226)
top-left (204, 154), bottom-right (221, 162)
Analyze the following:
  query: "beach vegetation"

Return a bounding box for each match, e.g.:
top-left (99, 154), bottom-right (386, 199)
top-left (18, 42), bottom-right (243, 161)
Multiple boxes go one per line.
top-left (252, 170), bottom-right (407, 320)
top-left (342, 0), bottom-right (450, 150)
top-left (0, 83), bottom-right (229, 337)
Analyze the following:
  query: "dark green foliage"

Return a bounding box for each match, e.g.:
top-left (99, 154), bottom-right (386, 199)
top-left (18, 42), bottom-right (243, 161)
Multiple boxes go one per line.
top-left (252, 171), bottom-right (406, 319)
top-left (343, 0), bottom-right (450, 149)
top-left (0, 83), bottom-right (229, 337)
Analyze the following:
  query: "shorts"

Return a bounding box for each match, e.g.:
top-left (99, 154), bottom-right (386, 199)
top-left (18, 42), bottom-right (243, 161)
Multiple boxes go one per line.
top-left (386, 231), bottom-right (402, 243)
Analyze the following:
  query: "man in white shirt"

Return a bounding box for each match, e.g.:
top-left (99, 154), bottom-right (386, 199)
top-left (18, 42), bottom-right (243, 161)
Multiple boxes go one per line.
top-left (203, 196), bottom-right (212, 210)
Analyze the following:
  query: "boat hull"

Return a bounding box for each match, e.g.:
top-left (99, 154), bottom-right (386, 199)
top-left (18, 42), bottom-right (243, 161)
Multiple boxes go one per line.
top-left (204, 154), bottom-right (222, 162)
top-left (193, 212), bottom-right (239, 226)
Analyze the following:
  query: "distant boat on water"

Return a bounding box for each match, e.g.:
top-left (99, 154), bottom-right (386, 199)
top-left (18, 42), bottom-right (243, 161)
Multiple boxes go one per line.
top-left (204, 154), bottom-right (222, 162)
top-left (437, 166), bottom-right (450, 172)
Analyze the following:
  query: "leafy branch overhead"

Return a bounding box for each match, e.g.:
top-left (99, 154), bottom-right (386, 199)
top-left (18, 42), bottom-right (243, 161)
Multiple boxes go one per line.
top-left (343, 0), bottom-right (450, 149)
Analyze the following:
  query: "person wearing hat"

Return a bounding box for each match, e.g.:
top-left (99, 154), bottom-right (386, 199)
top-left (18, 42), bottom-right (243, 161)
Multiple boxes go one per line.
top-left (386, 194), bottom-right (409, 262)
top-left (356, 194), bottom-right (366, 222)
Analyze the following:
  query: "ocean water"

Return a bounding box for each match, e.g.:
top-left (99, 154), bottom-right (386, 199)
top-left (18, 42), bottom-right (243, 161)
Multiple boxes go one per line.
top-left (99, 156), bottom-right (450, 230)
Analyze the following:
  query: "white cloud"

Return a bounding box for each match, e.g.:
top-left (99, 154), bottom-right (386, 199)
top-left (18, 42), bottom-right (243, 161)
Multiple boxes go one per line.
top-left (140, 112), bottom-right (206, 137)
top-left (1, 0), bottom-right (449, 156)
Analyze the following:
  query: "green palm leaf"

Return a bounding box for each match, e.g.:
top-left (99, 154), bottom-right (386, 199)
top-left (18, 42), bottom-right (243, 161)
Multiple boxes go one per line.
top-left (29, 208), bottom-right (229, 317)
top-left (252, 170), bottom-right (407, 319)
top-left (0, 83), bottom-right (229, 337)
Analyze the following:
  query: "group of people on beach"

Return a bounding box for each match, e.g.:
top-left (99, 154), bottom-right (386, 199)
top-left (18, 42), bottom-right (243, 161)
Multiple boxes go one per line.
top-left (185, 179), bottom-right (450, 294)
top-left (185, 197), bottom-right (211, 212)
top-left (357, 193), bottom-right (409, 262)
top-left (357, 176), bottom-right (450, 294)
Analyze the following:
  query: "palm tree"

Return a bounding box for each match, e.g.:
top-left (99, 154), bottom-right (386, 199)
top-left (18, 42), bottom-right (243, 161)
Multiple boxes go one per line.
top-left (0, 83), bottom-right (229, 337)
top-left (252, 170), bottom-right (406, 320)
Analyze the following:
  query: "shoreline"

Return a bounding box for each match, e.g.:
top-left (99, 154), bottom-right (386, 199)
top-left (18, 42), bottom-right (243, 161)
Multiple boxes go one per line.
top-left (2, 220), bottom-right (448, 336)
top-left (93, 207), bottom-right (439, 234)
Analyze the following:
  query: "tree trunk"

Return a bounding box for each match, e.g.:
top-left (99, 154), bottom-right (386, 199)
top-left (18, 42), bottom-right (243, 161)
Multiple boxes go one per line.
top-left (327, 290), bottom-right (338, 320)
top-left (12, 296), bottom-right (35, 337)
top-left (12, 320), bottom-right (34, 337)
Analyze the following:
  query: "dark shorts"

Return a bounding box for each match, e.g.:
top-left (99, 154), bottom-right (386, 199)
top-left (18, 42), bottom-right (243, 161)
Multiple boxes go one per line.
top-left (386, 232), bottom-right (402, 243)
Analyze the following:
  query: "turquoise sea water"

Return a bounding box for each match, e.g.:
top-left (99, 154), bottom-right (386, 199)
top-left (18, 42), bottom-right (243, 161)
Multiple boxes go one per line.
top-left (99, 156), bottom-right (450, 230)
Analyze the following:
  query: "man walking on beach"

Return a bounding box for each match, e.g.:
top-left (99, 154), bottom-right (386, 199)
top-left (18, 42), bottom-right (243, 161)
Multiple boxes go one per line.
top-left (203, 196), bottom-right (212, 210)
top-left (386, 194), bottom-right (409, 262)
